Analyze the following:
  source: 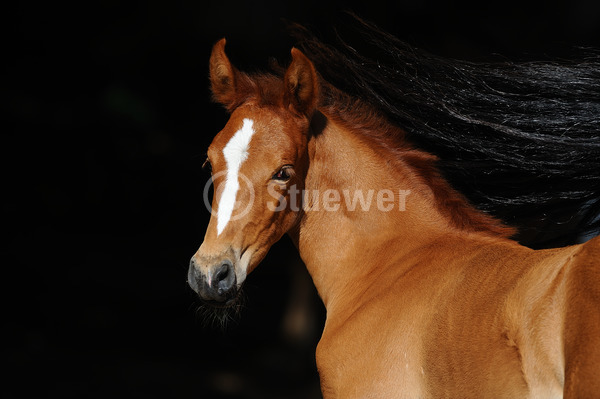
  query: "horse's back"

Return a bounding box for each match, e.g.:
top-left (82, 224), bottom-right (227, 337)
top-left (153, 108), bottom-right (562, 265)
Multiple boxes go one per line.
top-left (563, 235), bottom-right (600, 398)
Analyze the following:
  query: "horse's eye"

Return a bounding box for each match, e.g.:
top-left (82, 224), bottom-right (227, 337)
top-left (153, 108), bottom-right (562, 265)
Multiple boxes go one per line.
top-left (273, 166), bottom-right (292, 181)
top-left (202, 158), bottom-right (212, 173)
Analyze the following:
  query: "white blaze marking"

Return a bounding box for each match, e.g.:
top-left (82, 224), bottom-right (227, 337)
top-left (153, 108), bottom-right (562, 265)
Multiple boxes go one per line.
top-left (217, 118), bottom-right (255, 235)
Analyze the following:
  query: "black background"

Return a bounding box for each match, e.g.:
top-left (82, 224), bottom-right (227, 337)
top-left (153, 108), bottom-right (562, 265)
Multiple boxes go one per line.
top-left (5, 1), bottom-right (600, 398)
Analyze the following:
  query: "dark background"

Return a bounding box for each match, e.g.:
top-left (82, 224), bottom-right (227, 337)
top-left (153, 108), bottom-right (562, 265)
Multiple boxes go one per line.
top-left (4, 1), bottom-right (600, 398)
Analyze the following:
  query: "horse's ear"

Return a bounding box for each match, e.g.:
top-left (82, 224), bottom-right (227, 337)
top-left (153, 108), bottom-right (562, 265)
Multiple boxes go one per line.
top-left (209, 38), bottom-right (238, 109)
top-left (283, 48), bottom-right (319, 116)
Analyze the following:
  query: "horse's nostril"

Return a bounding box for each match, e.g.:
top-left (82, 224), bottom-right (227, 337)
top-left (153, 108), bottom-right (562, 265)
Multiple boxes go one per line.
top-left (193, 260), bottom-right (237, 303)
top-left (210, 261), bottom-right (236, 300)
top-left (216, 264), bottom-right (229, 282)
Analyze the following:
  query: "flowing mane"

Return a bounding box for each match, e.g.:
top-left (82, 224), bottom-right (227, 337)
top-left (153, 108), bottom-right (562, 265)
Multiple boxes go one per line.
top-left (290, 17), bottom-right (600, 248)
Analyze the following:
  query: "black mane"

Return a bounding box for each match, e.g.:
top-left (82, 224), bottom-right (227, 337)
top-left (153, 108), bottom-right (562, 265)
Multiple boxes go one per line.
top-left (292, 17), bottom-right (600, 249)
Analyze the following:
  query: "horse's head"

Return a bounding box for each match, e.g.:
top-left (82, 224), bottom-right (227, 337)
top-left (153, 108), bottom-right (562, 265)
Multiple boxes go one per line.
top-left (188, 39), bottom-right (319, 306)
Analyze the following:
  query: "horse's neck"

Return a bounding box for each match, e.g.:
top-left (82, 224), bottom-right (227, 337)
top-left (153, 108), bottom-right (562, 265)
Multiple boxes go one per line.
top-left (289, 117), bottom-right (463, 310)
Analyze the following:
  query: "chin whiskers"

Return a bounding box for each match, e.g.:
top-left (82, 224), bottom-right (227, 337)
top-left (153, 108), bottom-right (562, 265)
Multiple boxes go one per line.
top-left (191, 289), bottom-right (247, 331)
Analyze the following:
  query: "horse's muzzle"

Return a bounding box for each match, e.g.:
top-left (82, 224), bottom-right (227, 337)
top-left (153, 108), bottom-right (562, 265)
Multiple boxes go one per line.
top-left (188, 258), bottom-right (238, 304)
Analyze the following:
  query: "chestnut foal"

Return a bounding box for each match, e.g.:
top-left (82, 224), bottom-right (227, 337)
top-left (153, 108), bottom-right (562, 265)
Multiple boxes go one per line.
top-left (188, 39), bottom-right (600, 398)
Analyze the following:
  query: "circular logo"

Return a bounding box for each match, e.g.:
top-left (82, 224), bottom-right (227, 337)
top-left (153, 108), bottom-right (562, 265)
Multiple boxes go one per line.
top-left (202, 170), bottom-right (256, 223)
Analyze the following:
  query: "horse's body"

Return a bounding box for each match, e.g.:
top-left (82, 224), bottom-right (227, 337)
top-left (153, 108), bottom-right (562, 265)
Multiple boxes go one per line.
top-left (291, 110), bottom-right (600, 398)
top-left (188, 34), bottom-right (600, 397)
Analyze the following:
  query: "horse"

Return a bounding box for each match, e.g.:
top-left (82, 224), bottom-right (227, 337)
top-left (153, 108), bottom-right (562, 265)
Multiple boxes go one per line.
top-left (188, 27), bottom-right (600, 397)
